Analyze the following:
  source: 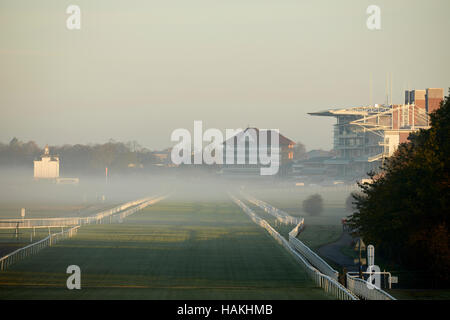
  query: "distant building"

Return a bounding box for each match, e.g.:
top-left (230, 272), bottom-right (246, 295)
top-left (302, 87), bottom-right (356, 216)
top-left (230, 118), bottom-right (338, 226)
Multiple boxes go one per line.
top-left (309, 88), bottom-right (444, 178)
top-left (56, 177), bottom-right (79, 185)
top-left (220, 128), bottom-right (295, 177)
top-left (153, 150), bottom-right (171, 163)
top-left (306, 149), bottom-right (334, 159)
top-left (426, 88), bottom-right (445, 114)
top-left (292, 156), bottom-right (333, 178)
top-left (291, 150), bottom-right (336, 180)
top-left (34, 145), bottom-right (59, 179)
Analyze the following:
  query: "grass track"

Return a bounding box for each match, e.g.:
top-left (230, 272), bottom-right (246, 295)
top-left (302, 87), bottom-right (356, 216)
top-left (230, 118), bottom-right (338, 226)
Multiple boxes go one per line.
top-left (0, 198), bottom-right (331, 299)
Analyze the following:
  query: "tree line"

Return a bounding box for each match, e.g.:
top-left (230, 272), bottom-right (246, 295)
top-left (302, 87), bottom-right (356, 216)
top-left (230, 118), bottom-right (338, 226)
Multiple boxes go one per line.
top-left (0, 139), bottom-right (165, 175)
top-left (348, 90), bottom-right (450, 284)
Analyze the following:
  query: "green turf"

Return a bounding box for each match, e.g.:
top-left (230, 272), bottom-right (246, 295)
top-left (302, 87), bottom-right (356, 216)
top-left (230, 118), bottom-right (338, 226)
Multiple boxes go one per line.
top-left (0, 199), bottom-right (331, 300)
top-left (0, 227), bottom-right (65, 257)
top-left (247, 188), bottom-right (352, 226)
top-left (242, 198), bottom-right (342, 248)
top-left (242, 197), bottom-right (343, 272)
top-left (297, 225), bottom-right (342, 250)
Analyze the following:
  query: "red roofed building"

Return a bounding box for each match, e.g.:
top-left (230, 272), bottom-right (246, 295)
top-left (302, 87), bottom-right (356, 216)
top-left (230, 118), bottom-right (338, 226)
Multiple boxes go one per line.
top-left (221, 128), bottom-right (295, 177)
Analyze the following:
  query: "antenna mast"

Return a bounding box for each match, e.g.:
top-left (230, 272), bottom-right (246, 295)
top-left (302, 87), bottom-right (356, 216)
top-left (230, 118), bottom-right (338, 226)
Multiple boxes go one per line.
top-left (390, 72), bottom-right (393, 105)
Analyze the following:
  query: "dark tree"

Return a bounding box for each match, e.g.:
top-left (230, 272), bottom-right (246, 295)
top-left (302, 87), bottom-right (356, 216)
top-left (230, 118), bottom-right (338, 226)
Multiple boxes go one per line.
top-left (345, 193), bottom-right (358, 213)
top-left (0, 139), bottom-right (164, 175)
top-left (303, 194), bottom-right (324, 216)
top-left (294, 141), bottom-right (307, 160)
top-left (347, 90), bottom-right (450, 283)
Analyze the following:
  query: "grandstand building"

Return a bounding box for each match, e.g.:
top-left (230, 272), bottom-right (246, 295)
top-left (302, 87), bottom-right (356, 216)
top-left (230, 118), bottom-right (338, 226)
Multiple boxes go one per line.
top-left (309, 88), bottom-right (444, 178)
top-left (220, 127), bottom-right (295, 177)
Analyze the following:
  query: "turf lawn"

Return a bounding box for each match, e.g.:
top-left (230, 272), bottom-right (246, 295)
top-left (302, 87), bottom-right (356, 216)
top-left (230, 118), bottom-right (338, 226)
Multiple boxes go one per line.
top-left (0, 198), bottom-right (331, 300)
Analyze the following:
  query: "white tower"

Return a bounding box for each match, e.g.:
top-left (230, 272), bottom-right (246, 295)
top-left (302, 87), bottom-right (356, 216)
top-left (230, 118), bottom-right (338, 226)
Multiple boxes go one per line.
top-left (33, 145), bottom-right (59, 179)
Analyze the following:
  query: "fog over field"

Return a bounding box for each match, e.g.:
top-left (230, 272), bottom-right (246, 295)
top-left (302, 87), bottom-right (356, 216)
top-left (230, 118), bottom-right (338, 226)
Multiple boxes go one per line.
top-left (0, 167), bottom-right (169, 218)
top-left (0, 0), bottom-right (448, 304)
top-left (0, 166), bottom-right (353, 222)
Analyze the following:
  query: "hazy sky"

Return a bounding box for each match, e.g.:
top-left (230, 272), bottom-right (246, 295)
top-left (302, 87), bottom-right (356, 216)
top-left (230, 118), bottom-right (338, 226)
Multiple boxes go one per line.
top-left (1, 0), bottom-right (449, 150)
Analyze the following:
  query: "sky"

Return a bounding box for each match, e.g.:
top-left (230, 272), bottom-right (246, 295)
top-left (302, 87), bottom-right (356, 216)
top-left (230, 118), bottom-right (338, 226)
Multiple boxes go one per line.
top-left (1, 0), bottom-right (449, 151)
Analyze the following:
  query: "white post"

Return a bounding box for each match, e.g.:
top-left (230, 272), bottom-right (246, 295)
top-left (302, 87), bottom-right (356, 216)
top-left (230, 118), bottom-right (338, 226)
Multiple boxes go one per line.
top-left (367, 245), bottom-right (375, 267)
top-left (388, 271), bottom-right (392, 289)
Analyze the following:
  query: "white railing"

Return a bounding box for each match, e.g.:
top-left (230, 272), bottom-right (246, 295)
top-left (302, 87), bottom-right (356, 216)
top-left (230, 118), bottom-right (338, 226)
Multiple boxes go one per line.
top-left (110, 195), bottom-right (168, 223)
top-left (289, 236), bottom-right (339, 281)
top-left (288, 220), bottom-right (305, 238)
top-left (241, 193), bottom-right (339, 281)
top-left (240, 193), bottom-right (396, 300)
top-left (230, 194), bottom-right (357, 300)
top-left (243, 193), bottom-right (303, 226)
top-left (0, 225), bottom-right (80, 271)
top-left (0, 217), bottom-right (83, 229)
top-left (0, 195), bottom-right (168, 271)
top-left (0, 196), bottom-right (159, 229)
top-left (346, 273), bottom-right (396, 300)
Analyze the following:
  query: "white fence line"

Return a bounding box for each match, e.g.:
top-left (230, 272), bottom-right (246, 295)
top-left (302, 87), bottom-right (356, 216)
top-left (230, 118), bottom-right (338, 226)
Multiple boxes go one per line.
top-left (288, 220), bottom-right (305, 238)
top-left (243, 193), bottom-right (303, 225)
top-left (346, 273), bottom-right (396, 300)
top-left (0, 195), bottom-right (168, 272)
top-left (230, 194), bottom-right (357, 301)
top-left (110, 195), bottom-right (168, 223)
top-left (0, 225), bottom-right (80, 271)
top-left (240, 193), bottom-right (396, 300)
top-left (241, 193), bottom-right (339, 281)
top-left (0, 196), bottom-right (159, 229)
top-left (289, 236), bottom-right (339, 281)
